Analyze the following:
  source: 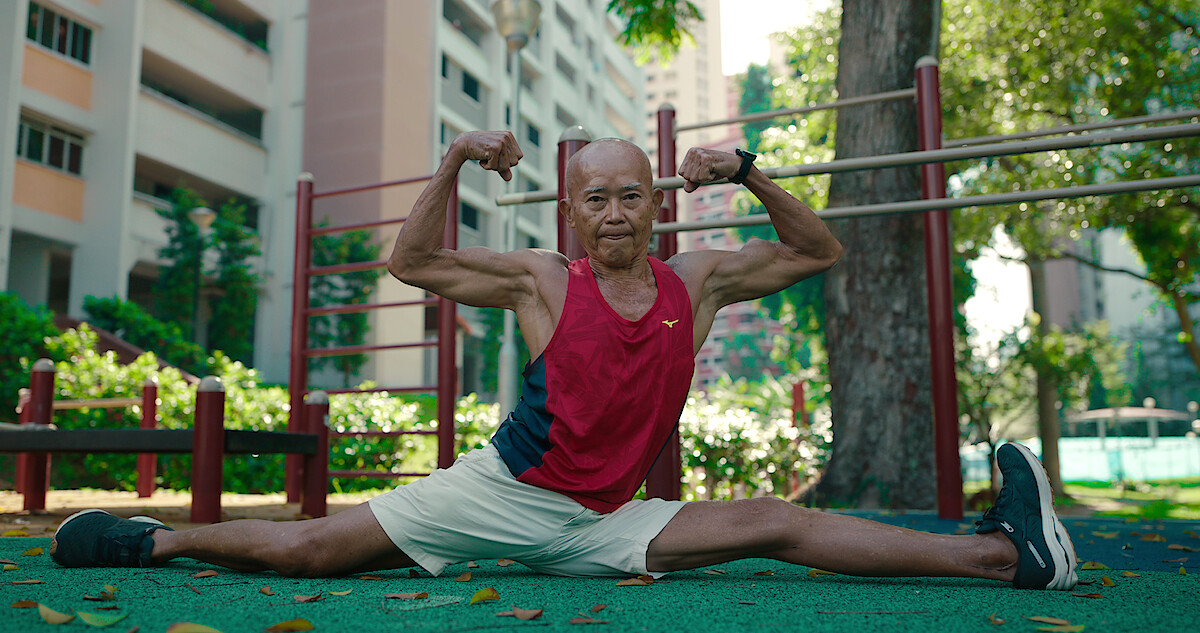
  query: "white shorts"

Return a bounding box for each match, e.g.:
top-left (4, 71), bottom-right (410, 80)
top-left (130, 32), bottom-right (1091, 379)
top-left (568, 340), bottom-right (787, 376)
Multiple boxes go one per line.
top-left (367, 444), bottom-right (686, 577)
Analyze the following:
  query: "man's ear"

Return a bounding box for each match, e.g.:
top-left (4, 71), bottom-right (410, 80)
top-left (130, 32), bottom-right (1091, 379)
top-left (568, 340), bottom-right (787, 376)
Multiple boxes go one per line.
top-left (652, 189), bottom-right (664, 212)
top-left (558, 197), bottom-right (576, 227)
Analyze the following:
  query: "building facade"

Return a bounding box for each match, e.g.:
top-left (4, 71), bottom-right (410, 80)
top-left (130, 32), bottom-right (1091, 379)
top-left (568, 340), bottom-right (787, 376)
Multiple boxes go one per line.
top-left (0, 0), bottom-right (308, 381)
top-left (302, 0), bottom-right (645, 394)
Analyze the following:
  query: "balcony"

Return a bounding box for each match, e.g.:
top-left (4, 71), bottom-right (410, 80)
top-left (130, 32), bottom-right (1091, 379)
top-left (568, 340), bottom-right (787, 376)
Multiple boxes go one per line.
top-left (143, 0), bottom-right (270, 109)
top-left (135, 88), bottom-right (266, 196)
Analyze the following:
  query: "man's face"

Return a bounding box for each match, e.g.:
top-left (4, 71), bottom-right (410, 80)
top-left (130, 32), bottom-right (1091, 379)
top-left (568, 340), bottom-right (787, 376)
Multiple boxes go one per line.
top-left (560, 140), bottom-right (664, 268)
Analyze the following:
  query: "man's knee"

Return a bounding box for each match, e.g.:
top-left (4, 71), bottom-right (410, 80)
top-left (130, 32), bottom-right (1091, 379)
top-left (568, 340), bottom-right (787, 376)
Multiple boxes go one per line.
top-left (736, 497), bottom-right (798, 546)
top-left (273, 523), bottom-right (342, 578)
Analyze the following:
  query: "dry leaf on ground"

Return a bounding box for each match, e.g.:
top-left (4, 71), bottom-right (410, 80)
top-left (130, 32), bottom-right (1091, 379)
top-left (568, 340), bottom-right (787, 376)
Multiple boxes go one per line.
top-left (21, 547), bottom-right (43, 556)
top-left (12, 600), bottom-right (38, 608)
top-left (0, 559), bottom-right (16, 565)
top-left (753, 570), bottom-right (775, 576)
top-left (1179, 567), bottom-right (1188, 575)
top-left (1036, 626), bottom-right (1085, 633)
top-left (12, 580), bottom-right (44, 585)
top-left (76, 610), bottom-right (129, 627)
top-left (407, 569), bottom-right (421, 578)
top-left (3, 564), bottom-right (18, 571)
top-left (193, 571), bottom-right (218, 579)
top-left (1091, 531), bottom-right (1117, 539)
top-left (3, 530), bottom-right (29, 537)
top-left (1168, 544), bottom-right (1198, 552)
top-left (1163, 557), bottom-right (1187, 563)
top-left (385, 593), bottom-right (429, 600)
top-left (1071, 593), bottom-right (1104, 599)
top-left (1100, 576), bottom-right (1115, 587)
top-left (359, 575), bottom-right (381, 581)
top-left (570, 615), bottom-right (609, 625)
top-left (1120, 571), bottom-right (1140, 577)
top-left (1080, 561), bottom-right (1109, 570)
top-left (467, 561), bottom-right (478, 568)
top-left (1141, 534), bottom-right (1167, 542)
top-left (590, 604), bottom-right (606, 613)
top-left (703, 569), bottom-right (726, 575)
top-left (259, 587), bottom-right (274, 596)
top-left (166, 624), bottom-right (224, 633)
top-left (496, 559), bottom-right (515, 567)
top-left (38, 604), bottom-right (75, 625)
top-left (293, 595), bottom-right (324, 603)
top-left (987, 612), bottom-right (1005, 625)
top-left (470, 587), bottom-right (500, 605)
top-left (498, 607), bottom-right (543, 620)
top-left (615, 578), bottom-right (648, 586)
top-left (329, 590), bottom-right (352, 596)
top-left (807, 569), bottom-right (836, 577)
top-left (1025, 616), bottom-right (1072, 626)
top-left (455, 572), bottom-right (472, 582)
top-left (265, 618), bottom-right (314, 632)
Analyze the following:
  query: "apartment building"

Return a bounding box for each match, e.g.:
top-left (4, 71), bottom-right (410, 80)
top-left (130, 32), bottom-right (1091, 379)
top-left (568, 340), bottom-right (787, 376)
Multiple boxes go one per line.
top-left (302, 0), bottom-right (645, 393)
top-left (0, 0), bottom-right (308, 381)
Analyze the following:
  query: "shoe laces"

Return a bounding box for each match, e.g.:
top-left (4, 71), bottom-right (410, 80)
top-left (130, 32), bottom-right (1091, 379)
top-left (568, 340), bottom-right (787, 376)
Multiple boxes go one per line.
top-left (97, 528), bottom-right (150, 566)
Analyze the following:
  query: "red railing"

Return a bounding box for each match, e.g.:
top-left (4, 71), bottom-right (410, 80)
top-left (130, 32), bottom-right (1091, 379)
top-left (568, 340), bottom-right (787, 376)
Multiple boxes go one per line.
top-left (286, 173), bottom-right (459, 507)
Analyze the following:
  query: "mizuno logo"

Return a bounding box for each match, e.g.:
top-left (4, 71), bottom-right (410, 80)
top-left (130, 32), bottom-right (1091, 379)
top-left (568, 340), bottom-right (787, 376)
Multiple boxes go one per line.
top-left (662, 319), bottom-right (679, 328)
top-left (1000, 521), bottom-right (1014, 533)
top-left (1027, 541), bottom-right (1047, 568)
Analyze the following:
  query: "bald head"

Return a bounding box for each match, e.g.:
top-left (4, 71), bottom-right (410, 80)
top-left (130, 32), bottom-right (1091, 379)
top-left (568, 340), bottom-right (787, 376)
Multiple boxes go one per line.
top-left (564, 138), bottom-right (654, 200)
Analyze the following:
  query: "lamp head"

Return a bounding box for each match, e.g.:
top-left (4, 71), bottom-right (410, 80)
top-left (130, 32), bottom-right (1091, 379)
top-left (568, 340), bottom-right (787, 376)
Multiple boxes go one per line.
top-left (188, 207), bottom-right (217, 231)
top-left (491, 0), bottom-right (542, 53)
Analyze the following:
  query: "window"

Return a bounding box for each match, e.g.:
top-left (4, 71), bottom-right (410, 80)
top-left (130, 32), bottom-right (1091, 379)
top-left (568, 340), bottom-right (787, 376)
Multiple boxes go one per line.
top-left (26, 3), bottom-right (92, 65)
top-left (460, 202), bottom-right (480, 230)
top-left (441, 55), bottom-right (449, 79)
top-left (526, 122), bottom-right (540, 148)
top-left (17, 118), bottom-right (84, 176)
top-left (462, 71), bottom-right (480, 102)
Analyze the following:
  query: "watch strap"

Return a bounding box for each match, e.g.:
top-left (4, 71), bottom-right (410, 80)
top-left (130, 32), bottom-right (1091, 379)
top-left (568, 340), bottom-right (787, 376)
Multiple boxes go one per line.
top-left (731, 148), bottom-right (757, 185)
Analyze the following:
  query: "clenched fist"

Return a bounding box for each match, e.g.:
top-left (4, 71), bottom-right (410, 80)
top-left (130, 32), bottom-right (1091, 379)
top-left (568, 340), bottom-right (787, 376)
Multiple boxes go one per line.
top-left (451, 131), bottom-right (524, 181)
top-left (678, 147), bottom-right (742, 193)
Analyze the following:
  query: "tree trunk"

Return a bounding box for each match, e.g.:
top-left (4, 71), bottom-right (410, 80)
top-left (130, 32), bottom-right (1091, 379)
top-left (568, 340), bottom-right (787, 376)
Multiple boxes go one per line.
top-left (1027, 259), bottom-right (1066, 494)
top-left (1170, 290), bottom-right (1200, 380)
top-left (815, 0), bottom-right (937, 509)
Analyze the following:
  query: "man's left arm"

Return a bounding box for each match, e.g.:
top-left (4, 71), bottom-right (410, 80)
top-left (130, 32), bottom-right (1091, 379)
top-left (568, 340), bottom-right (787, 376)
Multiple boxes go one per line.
top-left (676, 147), bottom-right (844, 307)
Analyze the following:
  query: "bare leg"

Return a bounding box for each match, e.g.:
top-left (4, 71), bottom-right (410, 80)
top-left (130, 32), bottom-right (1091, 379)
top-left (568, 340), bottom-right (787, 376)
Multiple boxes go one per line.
top-left (150, 503), bottom-right (418, 577)
top-left (647, 498), bottom-right (1017, 581)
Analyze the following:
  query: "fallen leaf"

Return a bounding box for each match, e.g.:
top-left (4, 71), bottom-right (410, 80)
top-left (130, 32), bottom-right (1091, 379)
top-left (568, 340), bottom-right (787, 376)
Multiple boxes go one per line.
top-left (193, 570), bottom-right (218, 579)
top-left (329, 590), bottom-right (352, 596)
top-left (753, 570), bottom-right (775, 576)
top-left (39, 604), bottom-right (75, 625)
top-left (496, 559), bottom-right (515, 567)
top-left (293, 595), bottom-right (324, 603)
top-left (1080, 561), bottom-right (1109, 570)
top-left (1071, 593), bottom-right (1104, 599)
top-left (467, 561), bottom-right (479, 568)
top-left (96, 606), bottom-right (120, 611)
top-left (1025, 616), bottom-right (1072, 626)
top-left (1036, 626), bottom-right (1084, 633)
top-left (21, 547), bottom-right (43, 556)
top-left (1163, 557), bottom-right (1188, 563)
top-left (1184, 530), bottom-right (1197, 538)
top-left (3, 530), bottom-right (29, 537)
top-left (12, 600), bottom-right (38, 608)
top-left (470, 587), bottom-right (499, 605)
top-left (259, 587), bottom-right (274, 596)
top-left (1168, 544), bottom-right (1198, 552)
top-left (265, 618), bottom-right (314, 632)
top-left (384, 593), bottom-right (429, 600)
top-left (0, 559), bottom-right (16, 565)
top-left (76, 610), bottom-right (129, 627)
top-left (590, 604), bottom-right (606, 613)
top-left (11, 580), bottom-right (44, 585)
top-left (615, 577), bottom-right (649, 586)
top-left (703, 569), bottom-right (727, 575)
top-left (1100, 576), bottom-right (1115, 587)
top-left (987, 612), bottom-right (1005, 625)
top-left (496, 610), bottom-right (514, 617)
top-left (569, 615), bottom-right (609, 625)
top-left (455, 571), bottom-right (472, 582)
top-left (407, 569), bottom-right (421, 578)
top-left (1140, 533), bottom-right (1167, 542)
top-left (512, 607), bottom-right (543, 620)
top-left (166, 624), bottom-right (224, 633)
top-left (738, 600), bottom-right (756, 605)
top-left (3, 564), bottom-right (18, 571)
top-left (1180, 567), bottom-right (1188, 575)
top-left (83, 594), bottom-right (116, 602)
top-left (1120, 571), bottom-right (1140, 578)
top-left (807, 569), bottom-right (836, 577)
top-left (1091, 531), bottom-right (1117, 539)
top-left (359, 575), bottom-right (381, 581)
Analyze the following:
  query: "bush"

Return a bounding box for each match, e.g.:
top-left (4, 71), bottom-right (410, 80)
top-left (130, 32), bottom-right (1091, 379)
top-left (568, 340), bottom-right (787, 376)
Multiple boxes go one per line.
top-left (82, 296), bottom-right (208, 376)
top-left (0, 292), bottom-right (59, 424)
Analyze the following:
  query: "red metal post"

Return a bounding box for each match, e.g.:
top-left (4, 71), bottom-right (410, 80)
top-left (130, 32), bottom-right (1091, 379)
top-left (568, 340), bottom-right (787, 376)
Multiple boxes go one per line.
top-left (436, 180), bottom-right (459, 469)
top-left (655, 104), bottom-right (679, 260)
top-left (286, 174), bottom-right (315, 502)
top-left (792, 381), bottom-right (809, 429)
top-left (916, 56), bottom-right (964, 520)
top-left (556, 126), bottom-right (591, 260)
top-left (644, 106), bottom-right (682, 501)
top-left (136, 377), bottom-right (158, 498)
top-left (191, 376), bottom-right (226, 523)
top-left (301, 391), bottom-right (330, 518)
top-left (22, 359), bottom-right (54, 512)
top-left (15, 387), bottom-right (29, 494)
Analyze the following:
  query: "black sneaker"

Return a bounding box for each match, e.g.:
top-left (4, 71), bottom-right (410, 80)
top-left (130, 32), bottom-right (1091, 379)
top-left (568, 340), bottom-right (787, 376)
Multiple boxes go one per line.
top-left (976, 443), bottom-right (1078, 590)
top-left (50, 509), bottom-right (173, 568)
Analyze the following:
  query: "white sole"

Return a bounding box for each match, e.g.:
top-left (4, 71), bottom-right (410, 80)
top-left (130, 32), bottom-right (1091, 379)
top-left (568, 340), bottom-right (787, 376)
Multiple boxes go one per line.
top-left (1007, 443), bottom-right (1077, 590)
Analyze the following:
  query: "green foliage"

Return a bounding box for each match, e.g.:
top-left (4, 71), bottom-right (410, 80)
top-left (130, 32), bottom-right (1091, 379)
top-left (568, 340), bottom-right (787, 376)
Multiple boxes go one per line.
top-left (0, 292), bottom-right (58, 423)
top-left (308, 222), bottom-right (384, 386)
top-left (738, 64), bottom-right (774, 153)
top-left (155, 188), bottom-right (208, 338)
top-left (207, 199), bottom-right (260, 364)
top-left (475, 307), bottom-right (531, 395)
top-left (606, 0), bottom-right (703, 61)
top-left (82, 296), bottom-right (208, 377)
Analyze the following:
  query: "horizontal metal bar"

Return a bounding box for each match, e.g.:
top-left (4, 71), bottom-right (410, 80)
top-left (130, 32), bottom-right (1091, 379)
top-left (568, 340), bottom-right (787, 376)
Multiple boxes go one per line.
top-left (496, 121), bottom-right (1200, 206)
top-left (676, 88), bottom-right (917, 133)
top-left (52, 397), bottom-right (140, 410)
top-left (330, 430), bottom-right (439, 437)
top-left (319, 385), bottom-right (438, 395)
top-left (309, 217), bottom-right (407, 237)
top-left (947, 109), bottom-right (1200, 147)
top-left (312, 174), bottom-right (433, 200)
top-left (307, 259), bottom-right (388, 277)
top-left (0, 429), bottom-right (317, 454)
top-left (329, 470), bottom-right (431, 479)
top-left (653, 174), bottom-right (1200, 233)
top-left (306, 298), bottom-right (438, 318)
top-left (304, 340), bottom-right (438, 358)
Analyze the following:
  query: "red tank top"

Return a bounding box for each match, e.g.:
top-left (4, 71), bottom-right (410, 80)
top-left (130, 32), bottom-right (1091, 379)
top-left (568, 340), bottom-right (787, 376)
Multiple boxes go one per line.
top-left (490, 257), bottom-right (695, 512)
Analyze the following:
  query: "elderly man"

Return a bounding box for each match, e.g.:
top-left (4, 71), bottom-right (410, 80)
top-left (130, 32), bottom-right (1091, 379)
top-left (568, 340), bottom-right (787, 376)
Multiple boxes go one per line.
top-left (51, 130), bottom-right (1076, 591)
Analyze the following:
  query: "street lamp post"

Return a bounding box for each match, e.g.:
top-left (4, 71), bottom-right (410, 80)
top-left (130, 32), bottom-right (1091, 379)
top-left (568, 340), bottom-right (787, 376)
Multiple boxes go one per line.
top-left (490, 0), bottom-right (541, 415)
top-left (187, 207), bottom-right (217, 344)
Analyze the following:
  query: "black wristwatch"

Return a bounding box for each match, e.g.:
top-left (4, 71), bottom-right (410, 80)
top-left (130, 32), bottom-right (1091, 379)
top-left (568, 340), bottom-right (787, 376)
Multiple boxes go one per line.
top-left (730, 148), bottom-right (757, 185)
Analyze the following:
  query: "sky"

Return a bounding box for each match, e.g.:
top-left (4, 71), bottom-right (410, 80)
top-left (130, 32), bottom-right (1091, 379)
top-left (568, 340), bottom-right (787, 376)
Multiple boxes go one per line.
top-left (717, 0), bottom-right (1033, 344)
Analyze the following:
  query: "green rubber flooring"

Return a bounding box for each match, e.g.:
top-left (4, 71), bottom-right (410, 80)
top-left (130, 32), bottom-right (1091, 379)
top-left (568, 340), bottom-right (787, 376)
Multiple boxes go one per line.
top-left (2, 511), bottom-right (1197, 633)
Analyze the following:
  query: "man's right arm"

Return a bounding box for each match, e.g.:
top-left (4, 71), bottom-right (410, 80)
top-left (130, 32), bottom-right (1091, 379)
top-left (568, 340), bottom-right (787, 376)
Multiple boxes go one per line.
top-left (388, 131), bottom-right (537, 311)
